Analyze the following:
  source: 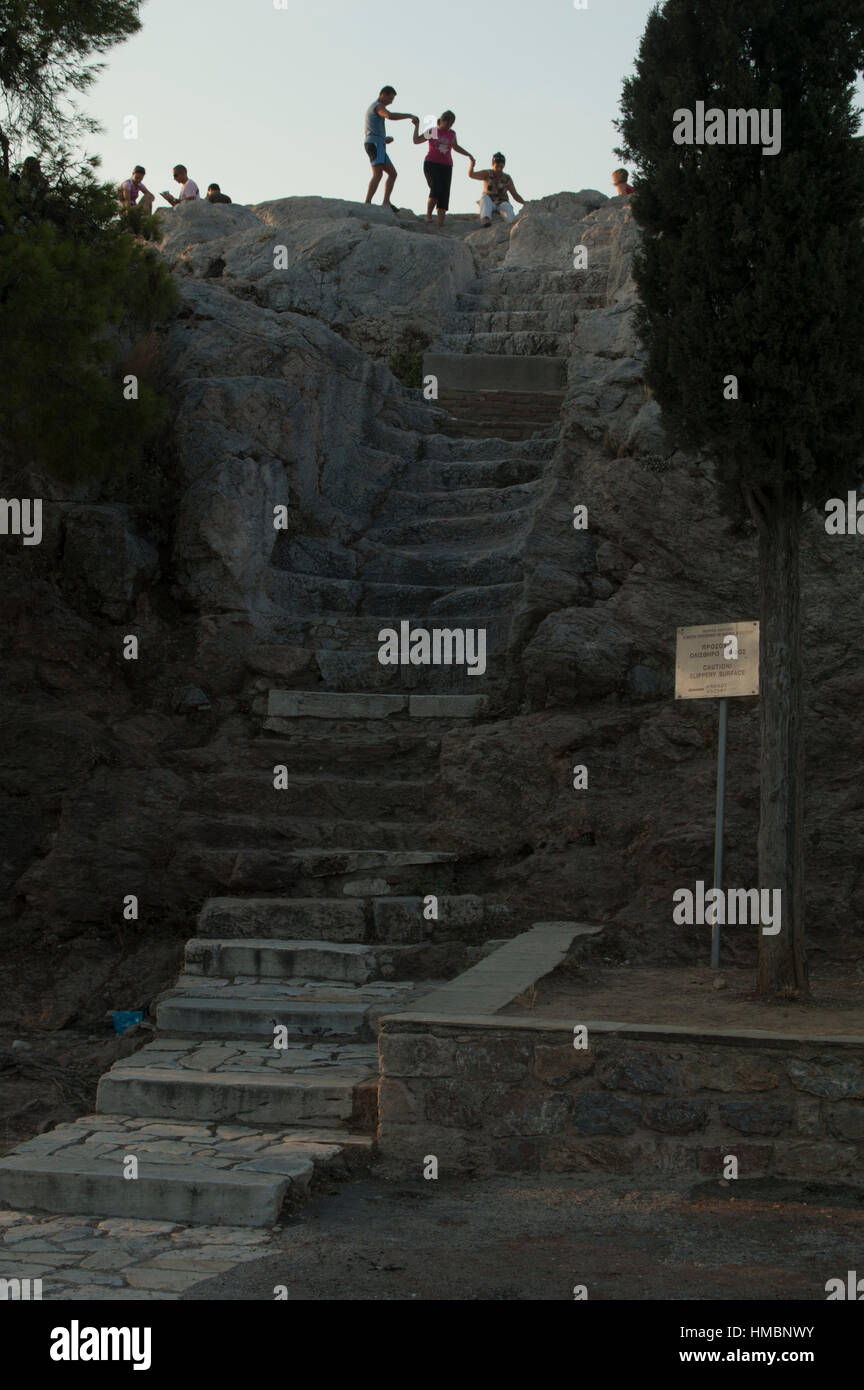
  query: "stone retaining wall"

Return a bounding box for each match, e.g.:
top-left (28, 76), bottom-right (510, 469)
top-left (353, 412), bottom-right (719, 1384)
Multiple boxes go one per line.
top-left (378, 1016), bottom-right (864, 1177)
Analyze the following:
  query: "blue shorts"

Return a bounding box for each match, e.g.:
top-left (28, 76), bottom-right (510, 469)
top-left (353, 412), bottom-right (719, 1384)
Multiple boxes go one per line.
top-left (364, 138), bottom-right (393, 168)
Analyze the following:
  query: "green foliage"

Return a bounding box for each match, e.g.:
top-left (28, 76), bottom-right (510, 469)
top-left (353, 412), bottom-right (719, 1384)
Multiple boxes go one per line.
top-left (616, 0), bottom-right (864, 517)
top-left (0, 172), bottom-right (179, 482)
top-left (0, 0), bottom-right (141, 176)
top-left (389, 331), bottom-right (431, 389)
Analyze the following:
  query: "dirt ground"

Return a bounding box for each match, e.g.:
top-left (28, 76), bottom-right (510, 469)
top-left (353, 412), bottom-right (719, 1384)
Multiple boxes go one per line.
top-left (0, 1025), bottom-right (153, 1154)
top-left (503, 964), bottom-right (864, 1035)
top-left (181, 1168), bottom-right (864, 1301)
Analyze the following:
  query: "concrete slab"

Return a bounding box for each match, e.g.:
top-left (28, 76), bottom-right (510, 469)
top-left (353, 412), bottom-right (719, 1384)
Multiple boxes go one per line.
top-left (267, 691), bottom-right (407, 719)
top-left (424, 352), bottom-right (567, 394)
top-left (382, 922), bottom-right (601, 1017)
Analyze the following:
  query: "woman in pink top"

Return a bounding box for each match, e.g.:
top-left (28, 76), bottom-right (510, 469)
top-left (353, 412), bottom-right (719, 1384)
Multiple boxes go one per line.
top-left (412, 111), bottom-right (474, 228)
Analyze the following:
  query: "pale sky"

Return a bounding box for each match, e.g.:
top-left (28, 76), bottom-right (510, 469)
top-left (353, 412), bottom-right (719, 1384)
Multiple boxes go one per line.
top-left (85, 0), bottom-right (657, 213)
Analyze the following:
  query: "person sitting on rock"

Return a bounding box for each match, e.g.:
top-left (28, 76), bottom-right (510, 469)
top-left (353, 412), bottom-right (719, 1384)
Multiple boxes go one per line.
top-left (119, 165), bottom-right (154, 215)
top-left (612, 168), bottom-right (634, 195)
top-left (468, 153), bottom-right (524, 225)
top-left (412, 110), bottom-right (474, 229)
top-left (160, 164), bottom-right (200, 206)
top-left (363, 85), bottom-right (419, 208)
top-left (206, 183), bottom-right (232, 204)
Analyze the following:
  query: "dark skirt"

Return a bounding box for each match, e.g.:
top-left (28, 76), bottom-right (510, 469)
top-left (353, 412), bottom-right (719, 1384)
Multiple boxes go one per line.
top-left (423, 160), bottom-right (453, 210)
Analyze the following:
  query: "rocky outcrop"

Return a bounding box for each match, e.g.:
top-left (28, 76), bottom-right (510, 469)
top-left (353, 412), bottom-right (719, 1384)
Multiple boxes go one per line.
top-left (1, 189), bottom-right (861, 1039)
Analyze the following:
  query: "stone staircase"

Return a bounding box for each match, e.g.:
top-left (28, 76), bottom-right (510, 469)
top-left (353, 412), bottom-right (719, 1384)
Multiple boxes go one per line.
top-left (0, 435), bottom-right (547, 1229)
top-left (426, 259), bottom-right (610, 438)
top-left (0, 238), bottom-right (581, 1240)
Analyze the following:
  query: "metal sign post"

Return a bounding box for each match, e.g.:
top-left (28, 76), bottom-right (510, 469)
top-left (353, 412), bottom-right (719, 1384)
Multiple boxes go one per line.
top-left (675, 622), bottom-right (759, 969)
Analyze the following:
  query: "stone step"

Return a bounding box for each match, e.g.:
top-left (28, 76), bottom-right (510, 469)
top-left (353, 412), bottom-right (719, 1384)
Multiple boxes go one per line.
top-left (176, 812), bottom-right (434, 851)
top-left (188, 847), bottom-right (459, 897)
top-left (312, 650), bottom-right (502, 694)
top-left (198, 898), bottom-right (367, 941)
top-left (419, 434), bottom-right (556, 462)
top-left (283, 534), bottom-right (523, 589)
top-left (267, 572), bottom-right (520, 619)
top-left (185, 938), bottom-right (406, 982)
top-left (368, 506), bottom-right (534, 548)
top-left (266, 690), bottom-right (487, 720)
top-left (194, 892), bottom-right (489, 944)
top-left (463, 265), bottom-right (608, 296)
top-left (184, 772), bottom-right (433, 821)
top-left (437, 419), bottom-right (556, 442)
top-left (266, 611), bottom-right (510, 649)
top-left (435, 330), bottom-right (570, 357)
top-left (356, 540), bottom-right (522, 587)
top-left (242, 731), bottom-right (443, 776)
top-left (402, 457), bottom-right (544, 490)
top-left (98, 1043), bottom-right (379, 1126)
top-left (385, 481), bottom-right (541, 520)
top-left (424, 351), bottom-right (567, 395)
top-left (155, 981), bottom-right (416, 1039)
top-left (0, 1117), bottom-right (368, 1227)
top-left (445, 307), bottom-right (578, 334)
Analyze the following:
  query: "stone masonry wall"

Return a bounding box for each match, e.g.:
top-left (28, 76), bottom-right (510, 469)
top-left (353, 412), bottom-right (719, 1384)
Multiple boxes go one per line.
top-left (378, 1017), bottom-right (864, 1178)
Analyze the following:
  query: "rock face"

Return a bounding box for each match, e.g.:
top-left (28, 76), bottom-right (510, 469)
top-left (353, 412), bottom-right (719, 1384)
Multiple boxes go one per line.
top-left (0, 189), bottom-right (861, 1031)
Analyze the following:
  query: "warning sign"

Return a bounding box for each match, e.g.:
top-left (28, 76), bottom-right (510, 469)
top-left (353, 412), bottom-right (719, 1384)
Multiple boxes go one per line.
top-left (675, 621), bottom-right (759, 700)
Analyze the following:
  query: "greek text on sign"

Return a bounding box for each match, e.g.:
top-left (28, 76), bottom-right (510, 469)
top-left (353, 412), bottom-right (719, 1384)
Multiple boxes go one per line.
top-left (675, 621), bottom-right (759, 700)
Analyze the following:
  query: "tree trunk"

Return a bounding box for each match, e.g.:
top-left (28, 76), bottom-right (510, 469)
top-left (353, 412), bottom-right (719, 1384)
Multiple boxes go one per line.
top-left (754, 485), bottom-right (808, 998)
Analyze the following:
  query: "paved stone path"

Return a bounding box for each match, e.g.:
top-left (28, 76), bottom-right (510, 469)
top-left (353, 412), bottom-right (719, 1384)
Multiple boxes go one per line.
top-left (0, 1208), bottom-right (273, 1300)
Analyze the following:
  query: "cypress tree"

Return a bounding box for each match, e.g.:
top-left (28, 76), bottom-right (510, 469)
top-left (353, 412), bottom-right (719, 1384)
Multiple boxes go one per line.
top-left (617, 0), bottom-right (864, 996)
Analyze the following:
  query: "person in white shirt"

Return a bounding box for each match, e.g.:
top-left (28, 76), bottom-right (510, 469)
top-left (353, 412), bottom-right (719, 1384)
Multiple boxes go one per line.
top-left (161, 164), bottom-right (200, 206)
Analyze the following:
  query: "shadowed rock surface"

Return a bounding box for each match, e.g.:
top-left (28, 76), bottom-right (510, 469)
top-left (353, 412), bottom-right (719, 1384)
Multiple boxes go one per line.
top-left (1, 189), bottom-right (861, 1042)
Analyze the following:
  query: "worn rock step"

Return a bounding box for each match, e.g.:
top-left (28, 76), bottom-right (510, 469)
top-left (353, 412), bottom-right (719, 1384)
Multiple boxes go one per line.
top-left (195, 895), bottom-right (480, 944)
top-left (185, 938), bottom-right (408, 982)
top-left (176, 812), bottom-right (431, 851)
top-left (435, 330), bottom-right (570, 357)
top-left (198, 897), bottom-right (367, 941)
top-left (419, 433), bottom-right (556, 462)
top-left (403, 456), bottom-right (543, 490)
top-left (155, 982), bottom-right (417, 1039)
top-left (445, 307), bottom-right (578, 334)
top-left (98, 1059), bottom-right (376, 1127)
top-left (463, 265), bottom-right (608, 297)
top-left (386, 481), bottom-right (541, 521)
top-left (0, 1118), bottom-right (368, 1227)
top-left (266, 690), bottom-right (487, 720)
top-left (267, 611), bottom-right (510, 649)
top-left (184, 772), bottom-right (433, 821)
top-left (201, 847), bottom-right (459, 897)
top-left (368, 506), bottom-right (534, 548)
top-left (312, 650), bottom-right (501, 694)
top-left (242, 732), bottom-right (442, 776)
top-left (437, 417), bottom-right (559, 442)
top-left (267, 572), bottom-right (453, 617)
top-left (267, 572), bottom-right (520, 619)
top-left (356, 540), bottom-right (522, 587)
